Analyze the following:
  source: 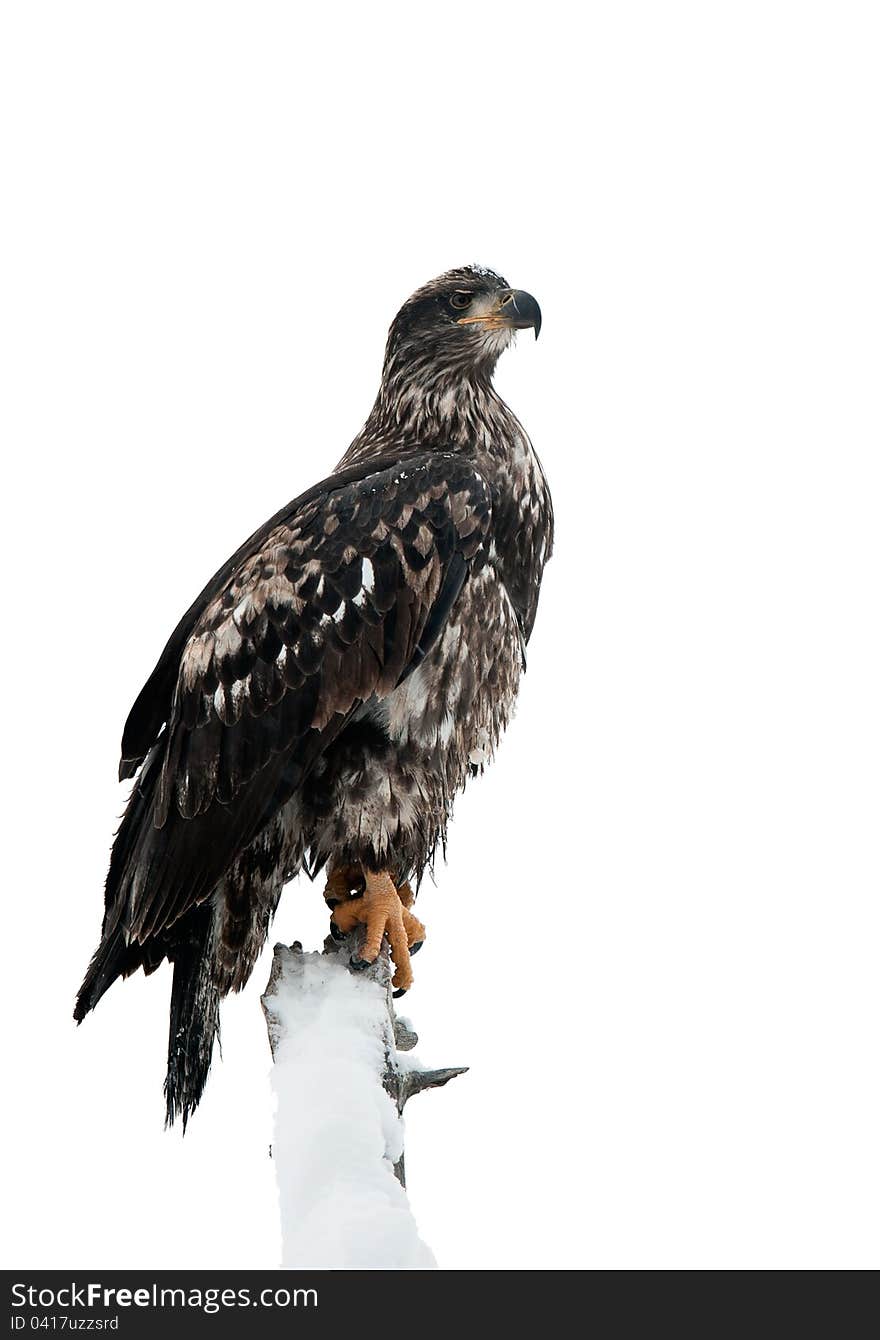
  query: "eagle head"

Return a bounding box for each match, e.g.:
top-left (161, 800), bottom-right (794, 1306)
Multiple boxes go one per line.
top-left (383, 265), bottom-right (542, 380)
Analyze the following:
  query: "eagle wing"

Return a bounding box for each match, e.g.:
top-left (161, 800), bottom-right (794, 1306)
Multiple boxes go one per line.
top-left (108, 451), bottom-right (492, 946)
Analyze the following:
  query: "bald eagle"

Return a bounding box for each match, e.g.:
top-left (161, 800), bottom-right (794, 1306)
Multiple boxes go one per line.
top-left (75, 266), bottom-right (553, 1126)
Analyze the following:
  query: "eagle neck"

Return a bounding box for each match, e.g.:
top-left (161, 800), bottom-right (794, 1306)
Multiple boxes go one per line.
top-left (343, 358), bottom-right (521, 464)
top-left (376, 365), bottom-right (497, 448)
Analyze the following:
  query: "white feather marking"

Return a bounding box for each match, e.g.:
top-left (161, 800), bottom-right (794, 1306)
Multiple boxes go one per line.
top-left (215, 622), bottom-right (243, 659)
top-left (233, 593), bottom-right (258, 629)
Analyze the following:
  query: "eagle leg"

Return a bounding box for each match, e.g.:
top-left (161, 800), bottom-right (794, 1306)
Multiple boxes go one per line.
top-left (330, 869), bottom-right (426, 992)
top-left (323, 863), bottom-right (365, 908)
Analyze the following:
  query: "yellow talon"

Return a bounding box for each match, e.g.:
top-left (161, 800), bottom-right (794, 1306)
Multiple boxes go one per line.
top-left (330, 869), bottom-right (426, 990)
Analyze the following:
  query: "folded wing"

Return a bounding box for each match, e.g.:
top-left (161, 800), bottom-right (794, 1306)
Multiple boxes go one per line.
top-left (104, 451), bottom-right (493, 952)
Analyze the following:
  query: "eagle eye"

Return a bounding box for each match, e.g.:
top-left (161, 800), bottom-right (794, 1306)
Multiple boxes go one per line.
top-left (449, 291), bottom-right (473, 311)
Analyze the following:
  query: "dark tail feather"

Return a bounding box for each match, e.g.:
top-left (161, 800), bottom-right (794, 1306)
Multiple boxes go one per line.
top-left (74, 921), bottom-right (131, 1023)
top-left (75, 742), bottom-right (165, 1023)
top-left (164, 903), bottom-right (220, 1130)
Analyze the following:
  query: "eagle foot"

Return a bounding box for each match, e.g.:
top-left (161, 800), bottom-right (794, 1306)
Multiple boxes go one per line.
top-left (330, 870), bottom-right (426, 992)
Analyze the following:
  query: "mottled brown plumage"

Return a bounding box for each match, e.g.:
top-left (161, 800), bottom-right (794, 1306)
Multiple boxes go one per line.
top-left (75, 265), bottom-right (553, 1126)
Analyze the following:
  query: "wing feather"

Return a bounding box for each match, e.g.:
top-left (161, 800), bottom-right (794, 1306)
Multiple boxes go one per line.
top-left (112, 452), bottom-right (492, 946)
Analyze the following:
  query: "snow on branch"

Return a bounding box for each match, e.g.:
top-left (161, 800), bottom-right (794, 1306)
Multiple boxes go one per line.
top-left (262, 934), bottom-right (467, 1270)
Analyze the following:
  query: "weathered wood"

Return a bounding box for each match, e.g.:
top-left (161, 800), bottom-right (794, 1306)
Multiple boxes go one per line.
top-left (261, 926), bottom-right (468, 1189)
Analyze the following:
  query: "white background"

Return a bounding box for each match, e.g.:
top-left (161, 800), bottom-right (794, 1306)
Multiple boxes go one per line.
top-left (1, 2), bottom-right (878, 1270)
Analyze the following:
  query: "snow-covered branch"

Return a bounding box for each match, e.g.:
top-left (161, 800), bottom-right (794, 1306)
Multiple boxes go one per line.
top-left (262, 934), bottom-right (467, 1269)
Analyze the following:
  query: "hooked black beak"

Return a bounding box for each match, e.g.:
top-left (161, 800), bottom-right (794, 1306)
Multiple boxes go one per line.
top-left (497, 288), bottom-right (542, 339)
top-left (456, 287), bottom-right (543, 340)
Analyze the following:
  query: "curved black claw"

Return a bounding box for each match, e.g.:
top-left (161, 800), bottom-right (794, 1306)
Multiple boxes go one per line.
top-left (329, 920), bottom-right (346, 942)
top-left (349, 954), bottom-right (371, 972)
top-left (409, 940), bottom-right (424, 956)
top-left (392, 987), bottom-right (407, 999)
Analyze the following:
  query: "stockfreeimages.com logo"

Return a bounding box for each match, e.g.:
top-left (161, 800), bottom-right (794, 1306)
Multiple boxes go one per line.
top-left (11, 1282), bottom-right (318, 1316)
